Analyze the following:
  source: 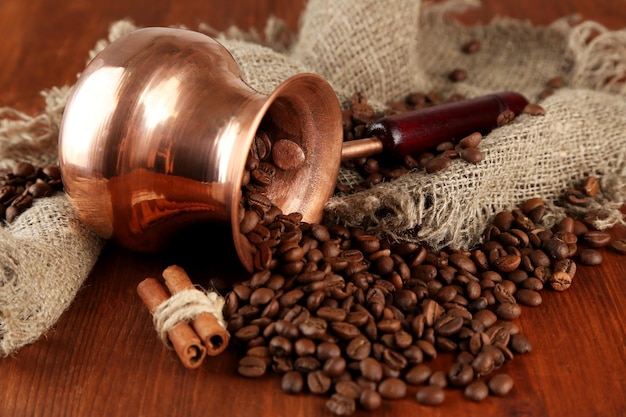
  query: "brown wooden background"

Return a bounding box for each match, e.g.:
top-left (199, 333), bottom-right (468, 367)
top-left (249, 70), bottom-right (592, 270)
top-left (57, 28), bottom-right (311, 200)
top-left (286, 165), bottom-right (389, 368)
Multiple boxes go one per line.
top-left (1, 1), bottom-right (625, 417)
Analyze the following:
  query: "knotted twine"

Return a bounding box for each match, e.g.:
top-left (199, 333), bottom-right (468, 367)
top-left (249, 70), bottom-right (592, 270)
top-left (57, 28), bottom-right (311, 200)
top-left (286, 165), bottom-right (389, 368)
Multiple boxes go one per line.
top-left (1, 0), bottom-right (625, 357)
top-left (152, 289), bottom-right (227, 347)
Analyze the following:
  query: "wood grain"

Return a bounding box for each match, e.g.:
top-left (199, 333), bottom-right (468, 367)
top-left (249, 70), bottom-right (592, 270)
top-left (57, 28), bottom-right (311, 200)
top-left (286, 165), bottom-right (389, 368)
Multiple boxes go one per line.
top-left (1, 1), bottom-right (625, 417)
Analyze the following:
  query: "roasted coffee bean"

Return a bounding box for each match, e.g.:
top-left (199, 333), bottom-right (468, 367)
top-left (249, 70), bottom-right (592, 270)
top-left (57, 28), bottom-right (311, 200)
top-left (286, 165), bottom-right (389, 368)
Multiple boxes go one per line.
top-left (448, 362), bottom-right (474, 387)
top-left (281, 371), bottom-right (304, 394)
top-left (358, 357), bottom-right (382, 382)
top-left (331, 321), bottom-right (360, 340)
top-left (609, 238), bottom-right (626, 254)
top-left (496, 109), bottom-right (515, 127)
top-left (307, 370), bottom-right (332, 394)
top-left (359, 390), bottom-right (382, 411)
top-left (493, 254), bottom-right (521, 273)
top-left (28, 181), bottom-right (54, 197)
top-left (415, 385), bottom-right (445, 406)
top-left (449, 68), bottom-right (468, 82)
top-left (565, 189), bottom-right (588, 205)
top-left (403, 363), bottom-right (430, 385)
top-left (549, 270), bottom-right (573, 291)
top-left (378, 378), bottom-right (407, 400)
top-left (462, 39), bottom-right (481, 53)
top-left (459, 147), bottom-right (484, 164)
top-left (326, 393), bottom-right (355, 416)
top-left (293, 338), bottom-right (316, 357)
top-left (464, 380), bottom-right (490, 402)
top-left (323, 356), bottom-right (346, 377)
top-left (316, 342), bottom-right (341, 362)
top-left (515, 289), bottom-right (542, 306)
top-left (424, 155), bottom-right (452, 173)
top-left (578, 248), bottom-right (603, 266)
top-left (458, 131), bottom-right (482, 148)
top-left (434, 314), bottom-right (463, 337)
top-left (582, 175), bottom-right (600, 197)
top-left (581, 231), bottom-right (612, 248)
top-left (269, 335), bottom-right (293, 357)
top-left (249, 287), bottom-right (275, 306)
top-left (428, 370), bottom-right (448, 388)
top-left (317, 306), bottom-right (347, 322)
top-left (234, 324), bottom-right (261, 341)
top-left (335, 380), bottom-right (363, 400)
top-left (488, 373), bottom-right (514, 396)
top-left (523, 103), bottom-right (546, 116)
top-left (543, 238), bottom-right (570, 260)
top-left (294, 356), bottom-right (321, 373)
top-left (271, 139), bottom-right (306, 171)
top-left (509, 333), bottom-right (532, 354)
top-left (494, 302), bottom-right (522, 320)
top-left (238, 355), bottom-right (267, 378)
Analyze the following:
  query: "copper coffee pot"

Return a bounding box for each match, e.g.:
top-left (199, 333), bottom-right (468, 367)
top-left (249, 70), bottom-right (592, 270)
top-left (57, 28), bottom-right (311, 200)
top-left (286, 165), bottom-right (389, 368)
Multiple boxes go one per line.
top-left (59, 27), bottom-right (528, 272)
top-left (59, 28), bottom-right (344, 272)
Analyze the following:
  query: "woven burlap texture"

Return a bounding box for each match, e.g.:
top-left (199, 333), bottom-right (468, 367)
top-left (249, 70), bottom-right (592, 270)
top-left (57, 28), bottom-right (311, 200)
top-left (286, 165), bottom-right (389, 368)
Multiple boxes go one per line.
top-left (0, 0), bottom-right (624, 356)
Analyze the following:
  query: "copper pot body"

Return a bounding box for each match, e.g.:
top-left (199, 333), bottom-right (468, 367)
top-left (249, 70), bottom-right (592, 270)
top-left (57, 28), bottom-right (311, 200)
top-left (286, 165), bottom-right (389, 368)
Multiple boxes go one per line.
top-left (58, 27), bottom-right (343, 272)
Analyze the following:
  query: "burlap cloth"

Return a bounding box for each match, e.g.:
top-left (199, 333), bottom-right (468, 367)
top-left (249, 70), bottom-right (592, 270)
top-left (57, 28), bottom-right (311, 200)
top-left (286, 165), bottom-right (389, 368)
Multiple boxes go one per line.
top-left (1, 0), bottom-right (624, 356)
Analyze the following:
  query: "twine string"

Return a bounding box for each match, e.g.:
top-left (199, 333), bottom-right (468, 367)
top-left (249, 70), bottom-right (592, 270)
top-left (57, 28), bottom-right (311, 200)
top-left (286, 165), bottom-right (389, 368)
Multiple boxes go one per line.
top-left (152, 288), bottom-right (226, 347)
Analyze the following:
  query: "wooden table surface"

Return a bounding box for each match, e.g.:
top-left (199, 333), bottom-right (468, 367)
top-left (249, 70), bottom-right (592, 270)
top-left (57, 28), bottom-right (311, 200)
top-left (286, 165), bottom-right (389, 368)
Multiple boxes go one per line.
top-left (1, 1), bottom-right (625, 417)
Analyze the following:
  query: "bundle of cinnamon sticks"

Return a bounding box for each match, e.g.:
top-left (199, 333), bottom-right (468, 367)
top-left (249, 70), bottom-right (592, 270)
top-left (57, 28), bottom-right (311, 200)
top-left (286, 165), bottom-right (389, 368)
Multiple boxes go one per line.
top-left (137, 265), bottom-right (229, 369)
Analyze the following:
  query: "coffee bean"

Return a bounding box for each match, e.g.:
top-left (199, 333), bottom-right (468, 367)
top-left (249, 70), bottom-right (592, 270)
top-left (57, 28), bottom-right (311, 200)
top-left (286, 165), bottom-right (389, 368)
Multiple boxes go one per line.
top-left (317, 342), bottom-right (341, 361)
top-left (428, 370), bottom-right (448, 388)
top-left (281, 371), bottom-right (304, 394)
top-left (582, 176), bottom-right (600, 197)
top-left (326, 393), bottom-right (355, 416)
top-left (378, 378), bottom-right (407, 400)
top-left (496, 109), bottom-right (515, 127)
top-left (359, 390), bottom-right (382, 411)
top-left (543, 238), bottom-right (570, 260)
top-left (609, 239), bottom-right (626, 254)
top-left (494, 302), bottom-right (522, 320)
top-left (448, 362), bottom-right (474, 387)
top-left (360, 357), bottom-right (383, 382)
top-left (405, 364), bottom-right (432, 385)
top-left (523, 103), bottom-right (546, 116)
top-left (424, 156), bottom-right (452, 173)
top-left (459, 147), bottom-right (484, 164)
top-left (458, 131), bottom-right (482, 148)
top-left (323, 356), bottom-right (346, 377)
top-left (549, 271), bottom-right (573, 291)
top-left (565, 189), bottom-right (588, 205)
top-left (488, 373), bottom-right (514, 396)
top-left (331, 321), bottom-right (360, 340)
top-left (317, 306), bottom-right (348, 322)
top-left (449, 68), bottom-right (468, 82)
top-left (271, 139), bottom-right (306, 171)
top-left (578, 248), bottom-right (603, 266)
top-left (238, 355), bottom-right (267, 378)
top-left (307, 370), bottom-right (332, 394)
top-left (515, 289), bottom-right (542, 306)
top-left (509, 333), bottom-right (532, 354)
top-left (462, 39), bottom-right (481, 53)
top-left (415, 385), bottom-right (445, 406)
top-left (582, 231), bottom-right (612, 248)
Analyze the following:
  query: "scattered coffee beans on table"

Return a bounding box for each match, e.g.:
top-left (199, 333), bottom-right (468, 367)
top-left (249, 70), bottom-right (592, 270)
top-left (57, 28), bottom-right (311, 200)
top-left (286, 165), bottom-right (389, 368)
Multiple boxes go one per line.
top-left (224, 101), bottom-right (623, 414)
top-left (0, 162), bottom-right (63, 223)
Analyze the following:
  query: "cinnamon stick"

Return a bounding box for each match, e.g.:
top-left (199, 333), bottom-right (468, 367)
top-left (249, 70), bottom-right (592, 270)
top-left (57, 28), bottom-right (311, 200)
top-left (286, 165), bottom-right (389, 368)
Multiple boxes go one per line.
top-left (162, 265), bottom-right (229, 356)
top-left (137, 277), bottom-right (207, 369)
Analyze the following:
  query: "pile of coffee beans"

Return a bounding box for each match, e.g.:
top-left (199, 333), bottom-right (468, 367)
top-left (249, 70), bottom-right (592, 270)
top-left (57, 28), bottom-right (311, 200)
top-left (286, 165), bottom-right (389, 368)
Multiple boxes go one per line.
top-left (0, 162), bottom-right (63, 223)
top-left (227, 122), bottom-right (624, 414)
top-left (337, 91), bottom-right (545, 194)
